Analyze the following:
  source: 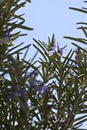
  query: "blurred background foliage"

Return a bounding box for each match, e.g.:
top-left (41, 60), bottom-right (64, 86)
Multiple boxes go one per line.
top-left (0, 0), bottom-right (87, 130)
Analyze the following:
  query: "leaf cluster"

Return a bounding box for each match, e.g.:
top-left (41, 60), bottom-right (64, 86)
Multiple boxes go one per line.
top-left (0, 0), bottom-right (33, 41)
top-left (0, 0), bottom-right (87, 130)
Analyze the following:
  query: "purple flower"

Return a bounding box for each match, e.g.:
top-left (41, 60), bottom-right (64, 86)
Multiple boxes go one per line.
top-left (74, 48), bottom-right (79, 64)
top-left (14, 88), bottom-right (27, 97)
top-left (49, 44), bottom-right (56, 55)
top-left (29, 76), bottom-right (48, 96)
top-left (4, 28), bottom-right (12, 39)
top-left (57, 43), bottom-right (63, 55)
top-left (29, 78), bottom-right (40, 91)
top-left (0, 28), bottom-right (12, 45)
top-left (75, 56), bottom-right (78, 64)
top-left (74, 48), bottom-right (79, 54)
top-left (49, 43), bottom-right (66, 56)
top-left (6, 88), bottom-right (27, 99)
top-left (74, 48), bottom-right (82, 65)
top-left (26, 70), bottom-right (40, 91)
top-left (39, 82), bottom-right (48, 96)
top-left (26, 71), bottom-right (49, 96)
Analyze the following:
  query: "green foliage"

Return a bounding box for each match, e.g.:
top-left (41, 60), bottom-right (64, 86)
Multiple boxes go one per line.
top-left (0, 0), bottom-right (33, 41)
top-left (63, 1), bottom-right (87, 129)
top-left (64, 1), bottom-right (87, 48)
top-left (0, 0), bottom-right (87, 130)
top-left (32, 36), bottom-right (87, 129)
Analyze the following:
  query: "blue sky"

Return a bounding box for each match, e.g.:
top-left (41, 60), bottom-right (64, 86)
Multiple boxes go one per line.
top-left (22, 0), bottom-right (87, 47)
top-left (18, 0), bottom-right (87, 128)
top-left (16, 0), bottom-right (87, 61)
